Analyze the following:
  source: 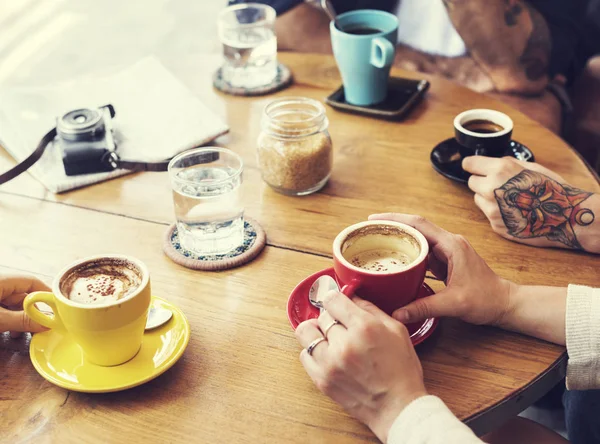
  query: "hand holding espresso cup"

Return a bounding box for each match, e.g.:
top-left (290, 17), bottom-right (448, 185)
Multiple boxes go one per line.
top-left (454, 109), bottom-right (514, 158)
top-left (464, 156), bottom-right (565, 244)
top-left (368, 214), bottom-right (513, 327)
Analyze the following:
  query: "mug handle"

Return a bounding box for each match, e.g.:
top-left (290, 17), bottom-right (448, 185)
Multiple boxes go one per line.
top-left (23, 292), bottom-right (64, 330)
top-left (341, 278), bottom-right (361, 297)
top-left (370, 37), bottom-right (395, 69)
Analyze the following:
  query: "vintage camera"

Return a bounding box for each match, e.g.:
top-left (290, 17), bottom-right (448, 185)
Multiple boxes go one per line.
top-left (57, 105), bottom-right (118, 176)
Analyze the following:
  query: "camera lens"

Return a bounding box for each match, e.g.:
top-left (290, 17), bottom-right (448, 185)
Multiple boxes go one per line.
top-left (57, 108), bottom-right (105, 141)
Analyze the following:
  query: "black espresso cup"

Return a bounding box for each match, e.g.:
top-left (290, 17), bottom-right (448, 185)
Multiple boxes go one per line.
top-left (454, 109), bottom-right (513, 158)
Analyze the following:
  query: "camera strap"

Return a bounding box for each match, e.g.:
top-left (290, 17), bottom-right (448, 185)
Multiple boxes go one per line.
top-left (0, 128), bottom-right (57, 185)
top-left (0, 128), bottom-right (170, 186)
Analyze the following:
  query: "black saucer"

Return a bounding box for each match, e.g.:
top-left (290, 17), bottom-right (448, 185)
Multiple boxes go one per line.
top-left (430, 138), bottom-right (535, 184)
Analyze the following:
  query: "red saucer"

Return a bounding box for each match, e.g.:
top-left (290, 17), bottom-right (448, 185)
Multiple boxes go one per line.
top-left (287, 268), bottom-right (439, 346)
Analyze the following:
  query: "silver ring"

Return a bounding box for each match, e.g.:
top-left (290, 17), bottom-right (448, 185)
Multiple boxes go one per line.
top-left (322, 320), bottom-right (340, 339)
top-left (306, 337), bottom-right (327, 356)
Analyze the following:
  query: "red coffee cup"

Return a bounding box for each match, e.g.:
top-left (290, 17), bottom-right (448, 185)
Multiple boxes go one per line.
top-left (333, 220), bottom-right (429, 315)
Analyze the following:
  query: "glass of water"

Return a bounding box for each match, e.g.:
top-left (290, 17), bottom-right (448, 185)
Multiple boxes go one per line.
top-left (218, 3), bottom-right (277, 89)
top-left (169, 148), bottom-right (244, 255)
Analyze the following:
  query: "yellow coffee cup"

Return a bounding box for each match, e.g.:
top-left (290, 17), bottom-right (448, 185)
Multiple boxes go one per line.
top-left (24, 255), bottom-right (151, 366)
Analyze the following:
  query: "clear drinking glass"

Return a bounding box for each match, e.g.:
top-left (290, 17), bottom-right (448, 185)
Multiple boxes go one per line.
top-left (169, 148), bottom-right (244, 255)
top-left (217, 3), bottom-right (278, 89)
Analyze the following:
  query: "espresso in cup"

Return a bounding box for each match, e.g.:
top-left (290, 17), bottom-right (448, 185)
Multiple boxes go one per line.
top-left (462, 119), bottom-right (504, 134)
top-left (60, 258), bottom-right (143, 305)
top-left (454, 109), bottom-right (513, 158)
top-left (344, 26), bottom-right (383, 35)
top-left (333, 221), bottom-right (428, 315)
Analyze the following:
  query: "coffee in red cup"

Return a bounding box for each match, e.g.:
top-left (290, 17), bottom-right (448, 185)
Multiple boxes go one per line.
top-left (333, 221), bottom-right (429, 315)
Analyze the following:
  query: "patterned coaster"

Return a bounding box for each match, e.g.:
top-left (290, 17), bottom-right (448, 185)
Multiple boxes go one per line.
top-left (213, 63), bottom-right (293, 96)
top-left (163, 217), bottom-right (266, 271)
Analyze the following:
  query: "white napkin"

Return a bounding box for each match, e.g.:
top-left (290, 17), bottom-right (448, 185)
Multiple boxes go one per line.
top-left (0, 56), bottom-right (229, 193)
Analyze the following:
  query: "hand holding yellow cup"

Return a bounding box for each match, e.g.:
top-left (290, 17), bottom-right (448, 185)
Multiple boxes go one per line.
top-left (24, 255), bottom-right (151, 366)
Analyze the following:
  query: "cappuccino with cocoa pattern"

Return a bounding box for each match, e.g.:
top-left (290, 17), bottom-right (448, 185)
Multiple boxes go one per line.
top-left (60, 258), bottom-right (143, 305)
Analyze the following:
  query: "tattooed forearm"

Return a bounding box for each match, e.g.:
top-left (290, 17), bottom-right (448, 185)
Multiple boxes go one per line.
top-left (504, 0), bottom-right (524, 26)
top-left (518, 4), bottom-right (551, 81)
top-left (503, 0), bottom-right (551, 81)
top-left (441, 0), bottom-right (551, 92)
top-left (494, 171), bottom-right (595, 250)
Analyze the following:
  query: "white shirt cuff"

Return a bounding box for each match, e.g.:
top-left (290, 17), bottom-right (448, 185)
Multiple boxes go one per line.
top-left (566, 284), bottom-right (600, 390)
top-left (387, 395), bottom-right (481, 444)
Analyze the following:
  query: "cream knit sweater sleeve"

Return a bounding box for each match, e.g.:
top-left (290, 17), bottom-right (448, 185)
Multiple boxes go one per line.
top-left (566, 284), bottom-right (600, 390)
top-left (387, 284), bottom-right (600, 443)
top-left (387, 396), bottom-right (482, 444)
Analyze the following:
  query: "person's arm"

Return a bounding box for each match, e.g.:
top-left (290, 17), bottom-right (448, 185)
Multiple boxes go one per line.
top-left (499, 283), bottom-right (600, 390)
top-left (227, 1), bottom-right (332, 53)
top-left (275, 3), bottom-right (332, 53)
top-left (272, 5), bottom-right (501, 93)
top-left (370, 214), bottom-right (600, 392)
top-left (393, 45), bottom-right (496, 93)
top-left (388, 396), bottom-right (482, 444)
top-left (441, 0), bottom-right (551, 94)
top-left (499, 284), bottom-right (567, 345)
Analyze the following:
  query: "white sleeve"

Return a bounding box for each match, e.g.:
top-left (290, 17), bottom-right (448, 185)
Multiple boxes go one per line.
top-left (387, 395), bottom-right (483, 444)
top-left (566, 284), bottom-right (600, 390)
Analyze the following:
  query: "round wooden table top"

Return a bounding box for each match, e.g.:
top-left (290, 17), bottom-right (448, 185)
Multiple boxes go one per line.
top-left (2, 52), bottom-right (600, 443)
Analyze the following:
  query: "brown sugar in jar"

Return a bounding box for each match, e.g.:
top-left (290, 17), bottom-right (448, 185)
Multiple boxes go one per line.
top-left (257, 97), bottom-right (333, 196)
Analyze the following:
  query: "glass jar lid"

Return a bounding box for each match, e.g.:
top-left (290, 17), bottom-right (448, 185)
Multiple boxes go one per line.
top-left (261, 97), bottom-right (328, 139)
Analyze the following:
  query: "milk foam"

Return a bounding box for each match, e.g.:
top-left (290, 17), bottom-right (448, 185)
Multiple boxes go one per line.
top-left (349, 249), bottom-right (412, 272)
top-left (61, 262), bottom-right (141, 305)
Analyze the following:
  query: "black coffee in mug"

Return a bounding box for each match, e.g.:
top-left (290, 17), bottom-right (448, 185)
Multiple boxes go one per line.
top-left (462, 119), bottom-right (504, 134)
top-left (454, 109), bottom-right (514, 158)
top-left (345, 27), bottom-right (382, 35)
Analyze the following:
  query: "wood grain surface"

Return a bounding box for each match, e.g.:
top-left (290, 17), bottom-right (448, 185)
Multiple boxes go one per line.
top-left (1, 52), bottom-right (599, 443)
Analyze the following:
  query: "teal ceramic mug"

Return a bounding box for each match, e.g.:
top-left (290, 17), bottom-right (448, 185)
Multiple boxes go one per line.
top-left (330, 10), bottom-right (398, 106)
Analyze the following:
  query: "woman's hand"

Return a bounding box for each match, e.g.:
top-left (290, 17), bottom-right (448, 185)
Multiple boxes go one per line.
top-left (369, 214), bottom-right (514, 327)
top-left (0, 275), bottom-right (50, 337)
top-left (295, 291), bottom-right (427, 443)
top-left (462, 156), bottom-right (600, 253)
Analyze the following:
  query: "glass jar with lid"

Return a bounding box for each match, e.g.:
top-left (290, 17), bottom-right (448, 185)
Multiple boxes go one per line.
top-left (257, 97), bottom-right (333, 196)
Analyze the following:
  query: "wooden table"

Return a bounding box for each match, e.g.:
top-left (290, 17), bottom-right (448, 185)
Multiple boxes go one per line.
top-left (2, 53), bottom-right (600, 443)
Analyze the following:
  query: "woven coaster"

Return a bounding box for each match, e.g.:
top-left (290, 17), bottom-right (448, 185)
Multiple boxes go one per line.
top-left (213, 63), bottom-right (293, 96)
top-left (163, 217), bottom-right (266, 271)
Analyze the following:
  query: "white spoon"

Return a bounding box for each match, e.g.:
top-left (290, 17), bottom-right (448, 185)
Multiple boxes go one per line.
top-left (145, 305), bottom-right (173, 330)
top-left (308, 275), bottom-right (340, 312)
top-left (320, 0), bottom-right (342, 31)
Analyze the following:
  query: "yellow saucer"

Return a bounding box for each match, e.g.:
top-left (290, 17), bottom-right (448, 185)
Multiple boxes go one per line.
top-left (29, 296), bottom-right (190, 393)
